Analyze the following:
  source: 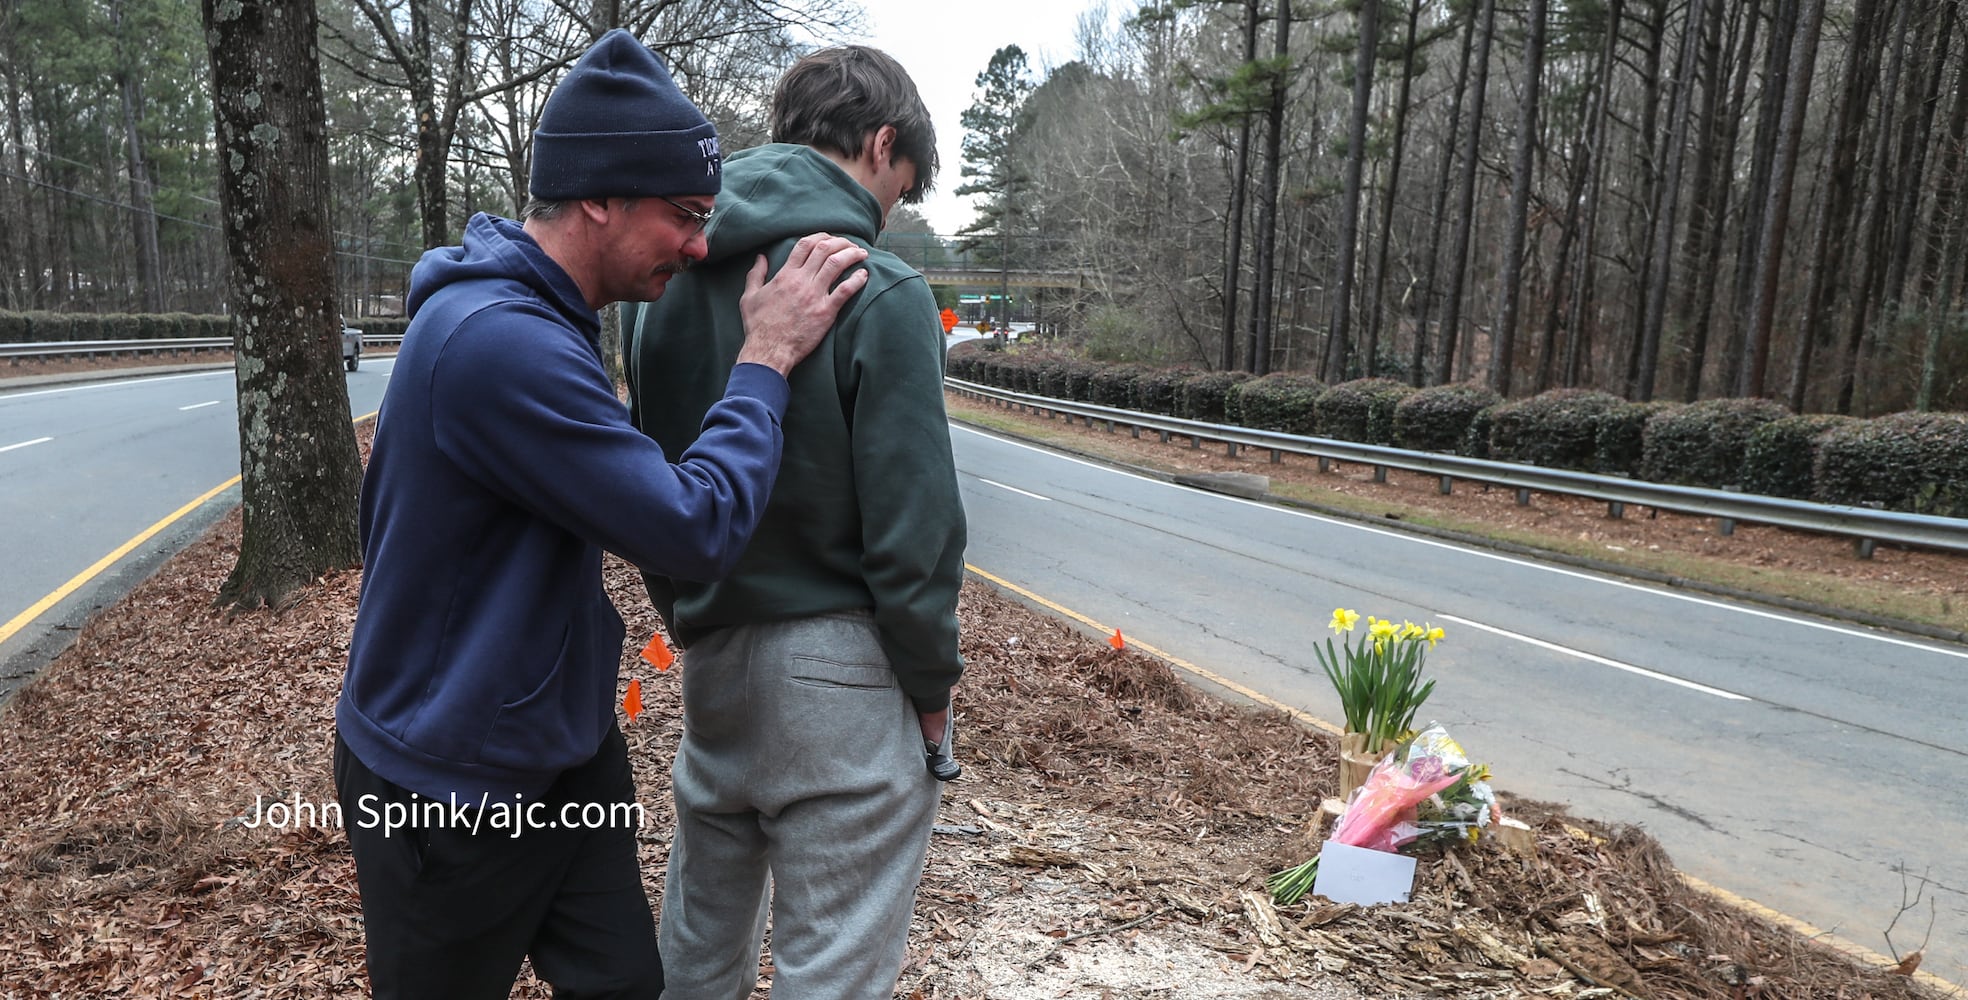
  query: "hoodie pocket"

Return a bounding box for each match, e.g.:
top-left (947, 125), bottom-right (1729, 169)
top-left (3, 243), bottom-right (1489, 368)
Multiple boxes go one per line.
top-left (476, 623), bottom-right (608, 773)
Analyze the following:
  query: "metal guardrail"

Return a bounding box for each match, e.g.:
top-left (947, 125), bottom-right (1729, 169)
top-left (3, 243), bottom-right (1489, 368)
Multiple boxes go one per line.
top-left (1, 337), bottom-right (233, 358)
top-left (945, 377), bottom-right (1968, 558)
top-left (1, 335), bottom-right (404, 361)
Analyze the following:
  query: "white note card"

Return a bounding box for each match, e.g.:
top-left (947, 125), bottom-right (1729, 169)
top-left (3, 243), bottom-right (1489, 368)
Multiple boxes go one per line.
top-left (1311, 840), bottom-right (1418, 905)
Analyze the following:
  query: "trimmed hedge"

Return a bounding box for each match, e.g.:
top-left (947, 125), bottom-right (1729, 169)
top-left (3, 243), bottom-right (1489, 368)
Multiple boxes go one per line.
top-left (0, 311), bottom-right (412, 345)
top-left (1036, 357), bottom-right (1099, 401)
top-left (1488, 389), bottom-right (1624, 470)
top-left (1179, 370), bottom-right (1253, 423)
top-left (1815, 411), bottom-right (1968, 517)
top-left (1134, 368), bottom-right (1198, 416)
top-left (1232, 373), bottom-right (1326, 434)
top-left (1463, 404), bottom-right (1499, 458)
top-left (1089, 364), bottom-right (1150, 408)
top-left (1394, 382), bottom-right (1500, 453)
top-left (944, 342), bottom-right (984, 381)
top-left (1593, 401), bottom-right (1683, 477)
top-left (1317, 377), bottom-right (1417, 445)
top-left (0, 311), bottom-right (222, 343)
top-left (1742, 414), bottom-right (1857, 500)
top-left (1639, 397), bottom-right (1790, 488)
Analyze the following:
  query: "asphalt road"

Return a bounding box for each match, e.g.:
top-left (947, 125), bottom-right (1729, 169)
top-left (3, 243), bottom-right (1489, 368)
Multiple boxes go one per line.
top-left (950, 422), bottom-right (1967, 985)
top-left (0, 361), bottom-right (394, 697)
top-left (3, 357), bottom-right (1961, 984)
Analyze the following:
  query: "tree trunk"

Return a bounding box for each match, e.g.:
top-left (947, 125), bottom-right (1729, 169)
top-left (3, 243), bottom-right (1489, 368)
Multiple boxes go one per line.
top-left (1678, 0), bottom-right (1760, 401)
top-left (1435, 0), bottom-right (1497, 386)
top-left (1724, 0), bottom-right (1800, 394)
top-left (1490, 0), bottom-right (1546, 397)
top-left (2, 61), bottom-right (32, 310)
top-left (1564, 0), bottom-right (1626, 389)
top-left (1249, 0), bottom-right (1290, 377)
top-left (1633, 0), bottom-right (1704, 401)
top-left (1787, 0), bottom-right (1883, 411)
top-left (1737, 0), bottom-right (1826, 398)
top-left (1917, 154), bottom-right (1964, 411)
top-left (1622, 0), bottom-right (1669, 394)
top-left (1412, 1), bottom-right (1478, 386)
top-left (1835, 0), bottom-right (1910, 412)
top-left (1539, 0), bottom-right (1623, 394)
top-left (1326, 0), bottom-right (1380, 381)
top-left (1366, 0), bottom-right (1422, 381)
top-left (111, 0), bottom-right (164, 312)
top-left (1881, 0), bottom-right (1952, 324)
top-left (202, 0), bottom-right (364, 609)
top-left (1916, 23), bottom-right (1968, 303)
top-left (1222, 0), bottom-right (1258, 372)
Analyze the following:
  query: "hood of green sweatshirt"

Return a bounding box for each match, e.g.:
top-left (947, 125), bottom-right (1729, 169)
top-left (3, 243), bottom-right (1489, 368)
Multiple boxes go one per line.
top-left (700, 143), bottom-right (884, 267)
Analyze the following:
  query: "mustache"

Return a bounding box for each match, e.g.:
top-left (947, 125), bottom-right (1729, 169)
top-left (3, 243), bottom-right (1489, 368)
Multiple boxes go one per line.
top-left (656, 258), bottom-right (692, 275)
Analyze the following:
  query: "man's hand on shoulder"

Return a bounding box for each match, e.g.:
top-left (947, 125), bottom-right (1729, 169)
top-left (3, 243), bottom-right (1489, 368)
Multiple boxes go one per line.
top-left (735, 233), bottom-right (870, 377)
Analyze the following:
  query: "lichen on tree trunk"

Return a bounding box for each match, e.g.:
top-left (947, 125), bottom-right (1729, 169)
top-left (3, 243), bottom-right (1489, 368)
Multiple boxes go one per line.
top-left (202, 0), bottom-right (362, 608)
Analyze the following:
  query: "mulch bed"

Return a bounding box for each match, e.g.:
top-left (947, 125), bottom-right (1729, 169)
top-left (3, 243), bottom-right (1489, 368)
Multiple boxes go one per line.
top-left (0, 427), bottom-right (1947, 997)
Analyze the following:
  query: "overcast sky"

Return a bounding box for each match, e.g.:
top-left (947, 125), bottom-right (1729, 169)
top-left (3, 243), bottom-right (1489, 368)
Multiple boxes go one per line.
top-left (853, 0), bottom-right (1110, 234)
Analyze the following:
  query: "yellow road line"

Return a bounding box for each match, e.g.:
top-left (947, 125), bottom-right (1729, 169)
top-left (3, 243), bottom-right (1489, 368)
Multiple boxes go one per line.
top-left (0, 409), bottom-right (380, 650)
top-left (964, 562), bottom-right (1341, 736)
top-left (0, 475), bottom-right (241, 647)
top-left (963, 562), bottom-right (1961, 992)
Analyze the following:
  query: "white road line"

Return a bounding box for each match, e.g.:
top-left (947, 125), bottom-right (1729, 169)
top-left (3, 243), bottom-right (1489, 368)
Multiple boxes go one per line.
top-left (977, 478), bottom-right (1051, 502)
top-left (0, 436), bottom-right (53, 453)
top-left (949, 423), bottom-right (1968, 662)
top-left (178, 400), bottom-right (220, 411)
top-left (1437, 613), bottom-right (1753, 701)
top-left (0, 370), bottom-right (232, 401)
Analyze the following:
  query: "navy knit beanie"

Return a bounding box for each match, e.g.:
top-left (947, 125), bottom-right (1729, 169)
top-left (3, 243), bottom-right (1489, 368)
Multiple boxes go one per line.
top-left (530, 29), bottom-right (721, 200)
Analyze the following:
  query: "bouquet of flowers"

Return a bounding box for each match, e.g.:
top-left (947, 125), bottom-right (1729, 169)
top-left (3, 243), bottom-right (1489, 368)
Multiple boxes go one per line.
top-left (1401, 725), bottom-right (1499, 848)
top-left (1268, 725), bottom-right (1497, 904)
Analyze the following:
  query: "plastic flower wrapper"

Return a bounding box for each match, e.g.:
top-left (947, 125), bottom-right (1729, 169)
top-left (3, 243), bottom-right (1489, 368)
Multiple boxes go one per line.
top-left (1329, 750), bottom-right (1462, 853)
top-left (1402, 724), bottom-right (1500, 848)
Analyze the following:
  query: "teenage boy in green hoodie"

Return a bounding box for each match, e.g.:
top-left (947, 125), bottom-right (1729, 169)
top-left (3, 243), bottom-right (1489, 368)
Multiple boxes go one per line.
top-left (624, 46), bottom-right (965, 1000)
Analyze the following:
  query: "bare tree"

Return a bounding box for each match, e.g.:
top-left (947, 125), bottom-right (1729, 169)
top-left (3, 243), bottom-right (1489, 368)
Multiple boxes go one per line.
top-left (201, 0), bottom-right (363, 607)
top-left (1488, 0), bottom-right (1542, 397)
top-left (1324, 0), bottom-right (1380, 381)
top-left (1434, 0), bottom-right (1495, 386)
top-left (1631, 0), bottom-right (1705, 401)
top-left (1738, 0), bottom-right (1827, 398)
top-left (1248, 0), bottom-right (1292, 375)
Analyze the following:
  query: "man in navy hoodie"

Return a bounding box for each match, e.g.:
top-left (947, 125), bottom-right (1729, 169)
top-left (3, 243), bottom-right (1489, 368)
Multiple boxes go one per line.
top-left (333, 29), bottom-right (868, 1000)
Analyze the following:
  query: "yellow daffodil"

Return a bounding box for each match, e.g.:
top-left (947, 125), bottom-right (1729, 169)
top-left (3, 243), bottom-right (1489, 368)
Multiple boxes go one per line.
top-left (1424, 624), bottom-right (1445, 648)
top-left (1401, 621), bottom-right (1425, 640)
top-left (1328, 608), bottom-right (1360, 634)
top-left (1369, 618), bottom-right (1398, 641)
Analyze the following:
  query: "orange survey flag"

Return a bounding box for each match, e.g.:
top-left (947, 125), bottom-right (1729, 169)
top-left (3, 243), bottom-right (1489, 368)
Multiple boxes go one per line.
top-left (622, 678), bottom-right (644, 724)
top-left (640, 633), bottom-right (674, 671)
top-left (1109, 630), bottom-right (1126, 650)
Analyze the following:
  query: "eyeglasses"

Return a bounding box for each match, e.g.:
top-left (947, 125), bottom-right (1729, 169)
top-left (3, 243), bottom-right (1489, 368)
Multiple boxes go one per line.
top-left (657, 195), bottom-right (713, 235)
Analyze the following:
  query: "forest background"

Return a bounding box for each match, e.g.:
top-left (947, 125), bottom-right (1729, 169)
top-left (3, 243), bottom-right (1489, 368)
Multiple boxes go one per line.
top-left (2, 0), bottom-right (1965, 417)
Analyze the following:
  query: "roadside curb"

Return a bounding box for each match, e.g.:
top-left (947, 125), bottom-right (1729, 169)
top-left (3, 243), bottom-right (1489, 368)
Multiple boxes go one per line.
top-left (946, 411), bottom-right (1968, 648)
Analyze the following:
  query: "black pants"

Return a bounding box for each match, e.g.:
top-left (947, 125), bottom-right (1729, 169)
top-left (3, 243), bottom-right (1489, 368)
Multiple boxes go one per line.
top-left (334, 727), bottom-right (662, 1000)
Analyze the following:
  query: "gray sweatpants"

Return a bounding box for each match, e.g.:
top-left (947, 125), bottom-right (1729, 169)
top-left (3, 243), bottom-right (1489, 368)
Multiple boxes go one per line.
top-left (657, 611), bottom-right (941, 1000)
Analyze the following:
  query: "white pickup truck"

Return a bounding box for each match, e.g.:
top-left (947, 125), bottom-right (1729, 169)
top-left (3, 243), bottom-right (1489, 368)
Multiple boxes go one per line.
top-left (340, 320), bottom-right (363, 372)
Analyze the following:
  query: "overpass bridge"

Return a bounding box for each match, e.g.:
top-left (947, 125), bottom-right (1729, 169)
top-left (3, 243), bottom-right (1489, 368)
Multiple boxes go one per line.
top-left (916, 266), bottom-right (1104, 290)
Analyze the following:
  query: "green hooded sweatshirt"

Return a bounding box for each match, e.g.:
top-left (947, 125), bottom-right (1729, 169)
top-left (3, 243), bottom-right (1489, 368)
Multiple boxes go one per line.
top-left (625, 143), bottom-right (966, 712)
